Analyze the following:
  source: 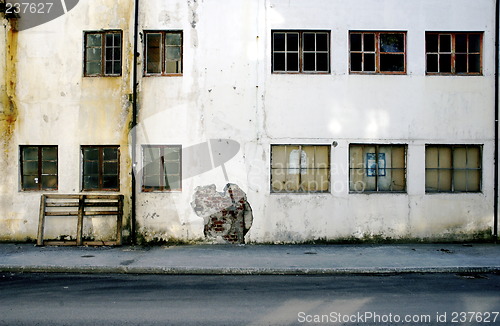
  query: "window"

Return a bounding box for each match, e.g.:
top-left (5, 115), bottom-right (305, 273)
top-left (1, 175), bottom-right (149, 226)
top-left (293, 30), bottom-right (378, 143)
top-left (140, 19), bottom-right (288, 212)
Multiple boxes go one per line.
top-left (426, 32), bottom-right (482, 75)
top-left (142, 145), bottom-right (182, 191)
top-left (82, 146), bottom-right (119, 191)
top-left (425, 145), bottom-right (482, 193)
top-left (349, 31), bottom-right (406, 74)
top-left (20, 146), bottom-right (58, 191)
top-left (272, 31), bottom-right (330, 73)
top-left (144, 31), bottom-right (183, 75)
top-left (349, 144), bottom-right (406, 192)
top-left (271, 145), bottom-right (330, 193)
top-left (84, 31), bottom-right (122, 76)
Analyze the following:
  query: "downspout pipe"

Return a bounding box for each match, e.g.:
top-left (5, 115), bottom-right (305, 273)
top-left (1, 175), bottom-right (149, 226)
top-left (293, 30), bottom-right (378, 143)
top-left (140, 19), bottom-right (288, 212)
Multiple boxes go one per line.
top-left (494, 0), bottom-right (499, 242)
top-left (131, 0), bottom-right (140, 244)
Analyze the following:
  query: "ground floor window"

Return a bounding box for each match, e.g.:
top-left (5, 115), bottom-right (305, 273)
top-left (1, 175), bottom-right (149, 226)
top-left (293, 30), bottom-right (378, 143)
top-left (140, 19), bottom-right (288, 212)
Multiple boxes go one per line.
top-left (349, 144), bottom-right (406, 193)
top-left (142, 145), bottom-right (182, 191)
top-left (20, 146), bottom-right (58, 191)
top-left (425, 145), bottom-right (482, 193)
top-left (82, 146), bottom-right (119, 191)
top-left (271, 145), bottom-right (330, 193)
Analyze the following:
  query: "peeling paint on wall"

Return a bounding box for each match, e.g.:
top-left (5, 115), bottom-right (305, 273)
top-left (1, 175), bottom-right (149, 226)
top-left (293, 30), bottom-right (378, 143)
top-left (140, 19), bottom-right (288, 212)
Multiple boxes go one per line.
top-left (191, 184), bottom-right (252, 244)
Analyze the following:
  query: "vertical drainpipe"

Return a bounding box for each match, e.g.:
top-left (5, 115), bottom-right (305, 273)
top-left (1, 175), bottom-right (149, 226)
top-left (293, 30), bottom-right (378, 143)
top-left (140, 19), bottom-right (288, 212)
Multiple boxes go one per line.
top-left (494, 0), bottom-right (499, 242)
top-left (131, 0), bottom-right (140, 244)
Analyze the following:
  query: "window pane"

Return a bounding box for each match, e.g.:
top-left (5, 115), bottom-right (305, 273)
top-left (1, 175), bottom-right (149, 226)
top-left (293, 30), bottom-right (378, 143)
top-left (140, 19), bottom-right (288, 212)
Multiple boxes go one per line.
top-left (86, 62), bottom-right (102, 75)
top-left (427, 54), bottom-right (438, 72)
top-left (426, 170), bottom-right (439, 192)
top-left (439, 54), bottom-right (452, 73)
top-left (166, 33), bottom-right (181, 46)
top-left (380, 54), bottom-right (404, 72)
top-left (166, 174), bottom-right (181, 190)
top-left (166, 47), bottom-right (181, 61)
top-left (468, 54), bottom-right (480, 73)
top-left (22, 176), bottom-right (38, 190)
top-left (146, 34), bottom-right (161, 74)
top-left (104, 162), bottom-right (118, 175)
top-left (103, 147), bottom-right (118, 160)
top-left (41, 175), bottom-right (57, 189)
top-left (144, 160), bottom-right (161, 176)
top-left (87, 33), bottom-right (101, 47)
top-left (23, 147), bottom-right (38, 160)
top-left (164, 147), bottom-right (180, 161)
top-left (438, 169), bottom-right (452, 191)
top-left (363, 34), bottom-right (375, 51)
top-left (103, 175), bottom-right (118, 189)
top-left (439, 34), bottom-right (451, 52)
top-left (86, 48), bottom-right (101, 61)
top-left (165, 162), bottom-right (179, 174)
top-left (286, 53), bottom-right (299, 71)
top-left (273, 53), bottom-right (285, 71)
top-left (466, 146), bottom-right (481, 169)
top-left (23, 161), bottom-right (38, 175)
top-left (316, 33), bottom-right (328, 51)
top-left (455, 54), bottom-right (467, 73)
top-left (84, 161), bottom-right (99, 175)
top-left (466, 170), bottom-right (481, 192)
top-left (166, 61), bottom-right (181, 74)
top-left (144, 175), bottom-right (161, 188)
top-left (364, 53), bottom-right (375, 71)
top-left (426, 147), bottom-right (439, 168)
top-left (303, 53), bottom-right (316, 71)
top-left (380, 34), bottom-right (404, 53)
top-left (438, 147), bottom-right (452, 169)
top-left (42, 147), bottom-right (57, 160)
top-left (350, 33), bottom-right (362, 51)
top-left (287, 33), bottom-right (299, 51)
top-left (42, 161), bottom-right (57, 175)
top-left (454, 170), bottom-right (467, 192)
top-left (273, 33), bottom-right (285, 51)
top-left (83, 176), bottom-right (99, 189)
top-left (316, 53), bottom-right (328, 72)
top-left (271, 169), bottom-right (286, 192)
top-left (350, 53), bottom-right (362, 71)
top-left (271, 146), bottom-right (287, 169)
top-left (456, 34), bottom-right (467, 52)
top-left (303, 33), bottom-right (315, 51)
top-left (426, 34), bottom-right (438, 52)
top-left (469, 34), bottom-right (481, 52)
top-left (453, 147), bottom-right (467, 169)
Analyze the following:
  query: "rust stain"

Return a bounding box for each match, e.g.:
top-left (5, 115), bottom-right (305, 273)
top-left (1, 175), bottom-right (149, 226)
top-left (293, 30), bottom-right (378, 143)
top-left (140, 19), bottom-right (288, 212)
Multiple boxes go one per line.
top-left (1, 20), bottom-right (19, 155)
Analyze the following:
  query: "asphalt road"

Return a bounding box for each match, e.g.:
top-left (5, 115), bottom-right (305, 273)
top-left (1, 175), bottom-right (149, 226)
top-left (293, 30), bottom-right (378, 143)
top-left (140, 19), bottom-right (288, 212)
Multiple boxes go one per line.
top-left (0, 273), bottom-right (499, 326)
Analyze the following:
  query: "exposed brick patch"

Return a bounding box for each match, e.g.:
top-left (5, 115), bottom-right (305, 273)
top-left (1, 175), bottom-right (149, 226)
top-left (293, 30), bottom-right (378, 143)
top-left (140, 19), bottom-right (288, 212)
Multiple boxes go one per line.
top-left (191, 184), bottom-right (253, 244)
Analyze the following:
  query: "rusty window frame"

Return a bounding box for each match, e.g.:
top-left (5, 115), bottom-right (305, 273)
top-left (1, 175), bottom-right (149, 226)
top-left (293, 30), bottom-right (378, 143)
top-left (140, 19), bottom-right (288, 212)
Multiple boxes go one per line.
top-left (20, 146), bottom-right (58, 191)
top-left (349, 144), bottom-right (407, 193)
top-left (270, 144), bottom-right (331, 193)
top-left (349, 31), bottom-right (407, 74)
top-left (425, 32), bottom-right (483, 75)
top-left (271, 30), bottom-right (330, 74)
top-left (142, 145), bottom-right (182, 192)
top-left (144, 31), bottom-right (183, 76)
top-left (84, 30), bottom-right (122, 77)
top-left (425, 145), bottom-right (482, 193)
top-left (81, 146), bottom-right (120, 191)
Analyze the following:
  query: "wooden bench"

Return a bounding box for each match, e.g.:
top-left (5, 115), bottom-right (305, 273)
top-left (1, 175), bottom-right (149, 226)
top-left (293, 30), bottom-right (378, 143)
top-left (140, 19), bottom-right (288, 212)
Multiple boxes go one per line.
top-left (37, 194), bottom-right (123, 246)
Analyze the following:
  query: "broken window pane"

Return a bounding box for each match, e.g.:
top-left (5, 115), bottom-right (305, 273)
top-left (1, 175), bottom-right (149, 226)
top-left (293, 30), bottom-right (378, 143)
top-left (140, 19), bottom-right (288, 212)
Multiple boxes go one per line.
top-left (439, 54), bottom-right (452, 73)
top-left (426, 34), bottom-right (438, 52)
top-left (380, 34), bottom-right (404, 53)
top-left (380, 54), bottom-right (404, 72)
top-left (427, 54), bottom-right (438, 72)
top-left (439, 35), bottom-right (451, 52)
top-left (350, 33), bottom-right (362, 51)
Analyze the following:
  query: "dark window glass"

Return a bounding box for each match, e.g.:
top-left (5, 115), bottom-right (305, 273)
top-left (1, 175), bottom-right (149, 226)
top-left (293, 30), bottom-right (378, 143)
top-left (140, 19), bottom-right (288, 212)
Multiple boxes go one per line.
top-left (21, 146), bottom-right (58, 191)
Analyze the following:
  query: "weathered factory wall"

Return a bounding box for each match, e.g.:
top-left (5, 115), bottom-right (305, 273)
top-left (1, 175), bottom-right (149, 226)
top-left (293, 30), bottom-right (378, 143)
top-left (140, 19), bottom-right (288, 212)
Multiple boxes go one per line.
top-left (0, 0), bottom-right (134, 242)
top-left (0, 0), bottom-right (497, 243)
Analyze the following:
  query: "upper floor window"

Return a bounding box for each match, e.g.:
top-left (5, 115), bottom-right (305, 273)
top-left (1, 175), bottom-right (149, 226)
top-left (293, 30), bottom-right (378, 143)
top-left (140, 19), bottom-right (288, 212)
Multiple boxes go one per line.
top-left (272, 30), bottom-right (330, 73)
top-left (349, 31), bottom-right (406, 74)
top-left (271, 145), bottom-right (330, 193)
top-left (20, 146), bottom-right (58, 191)
top-left (144, 31), bottom-right (183, 76)
top-left (84, 30), bottom-right (122, 76)
top-left (82, 146), bottom-right (120, 191)
top-left (426, 32), bottom-right (482, 75)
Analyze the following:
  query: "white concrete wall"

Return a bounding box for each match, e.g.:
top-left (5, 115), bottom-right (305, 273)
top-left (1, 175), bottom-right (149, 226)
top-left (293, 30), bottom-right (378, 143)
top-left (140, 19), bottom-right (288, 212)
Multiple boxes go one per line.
top-left (0, 0), bottom-right (496, 243)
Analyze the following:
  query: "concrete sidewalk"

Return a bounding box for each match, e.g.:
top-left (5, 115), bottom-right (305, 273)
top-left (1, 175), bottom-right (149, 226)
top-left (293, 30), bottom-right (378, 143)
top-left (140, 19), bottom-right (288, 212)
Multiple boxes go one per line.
top-left (0, 243), bottom-right (498, 275)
